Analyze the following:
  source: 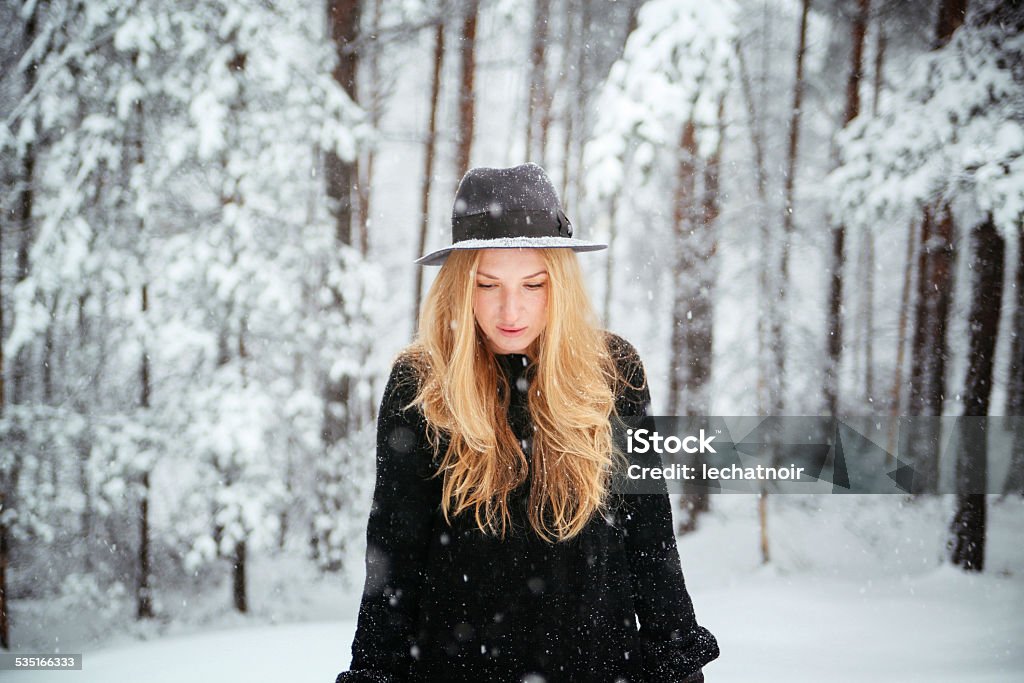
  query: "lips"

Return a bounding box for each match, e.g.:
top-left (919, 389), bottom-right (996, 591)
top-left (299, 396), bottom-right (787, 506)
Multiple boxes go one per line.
top-left (498, 326), bottom-right (526, 336)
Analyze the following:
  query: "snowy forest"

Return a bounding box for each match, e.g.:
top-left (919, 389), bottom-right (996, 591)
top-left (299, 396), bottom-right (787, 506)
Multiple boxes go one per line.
top-left (1, 0), bottom-right (1023, 680)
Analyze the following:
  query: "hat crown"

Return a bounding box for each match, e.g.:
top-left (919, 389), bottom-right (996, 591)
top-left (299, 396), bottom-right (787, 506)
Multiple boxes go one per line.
top-left (414, 162), bottom-right (605, 266)
top-left (453, 163), bottom-right (560, 220)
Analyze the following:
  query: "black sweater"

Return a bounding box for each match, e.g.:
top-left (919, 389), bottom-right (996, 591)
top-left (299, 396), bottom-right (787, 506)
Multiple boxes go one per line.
top-left (336, 333), bottom-right (718, 682)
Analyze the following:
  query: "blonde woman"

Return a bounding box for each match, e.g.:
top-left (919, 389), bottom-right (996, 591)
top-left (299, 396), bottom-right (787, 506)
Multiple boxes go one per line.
top-left (336, 164), bottom-right (718, 682)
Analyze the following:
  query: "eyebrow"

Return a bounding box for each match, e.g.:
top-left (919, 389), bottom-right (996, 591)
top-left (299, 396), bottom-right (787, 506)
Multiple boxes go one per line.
top-left (476, 269), bottom-right (548, 279)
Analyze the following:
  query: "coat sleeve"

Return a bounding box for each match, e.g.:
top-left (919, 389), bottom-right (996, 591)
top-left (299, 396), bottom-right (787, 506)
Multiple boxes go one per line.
top-left (336, 359), bottom-right (442, 683)
top-left (610, 335), bottom-right (720, 683)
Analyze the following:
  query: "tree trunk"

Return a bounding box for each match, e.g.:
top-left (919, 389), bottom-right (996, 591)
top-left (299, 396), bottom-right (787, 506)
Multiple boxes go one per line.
top-left (774, 0), bottom-right (811, 419)
top-left (872, 21), bottom-right (886, 118)
top-left (233, 538), bottom-right (248, 613)
top-left (825, 0), bottom-right (870, 417)
top-left (667, 119), bottom-right (697, 418)
top-left (136, 282), bottom-right (153, 620)
top-left (758, 492), bottom-right (770, 564)
top-left (326, 0), bottom-right (361, 248)
top-left (922, 203), bottom-right (958, 492)
top-left (681, 95), bottom-right (726, 525)
top-left (949, 214), bottom-right (1003, 571)
top-left (866, 234), bottom-right (875, 402)
top-left (934, 0), bottom-right (968, 49)
top-left (356, 0), bottom-right (383, 256)
top-left (906, 203), bottom-right (958, 495)
top-left (1002, 222), bottom-right (1024, 495)
top-left (137, 470), bottom-right (153, 618)
top-left (738, 29), bottom-right (775, 558)
top-left (324, 0), bottom-right (361, 446)
top-left (851, 221), bottom-right (876, 408)
top-left (559, 0), bottom-right (579, 204)
top-left (926, 203), bottom-right (956, 422)
top-left (601, 194), bottom-right (618, 327)
top-left (0, 86), bottom-right (7, 648)
top-left (455, 0), bottom-right (479, 178)
top-left (736, 42), bottom-right (771, 414)
top-left (885, 217), bottom-right (919, 463)
top-left (0, 0), bottom-right (12, 623)
top-left (12, 0), bottom-right (41, 408)
top-left (131, 59), bottom-right (154, 620)
top-left (569, 0), bottom-right (593, 224)
top-left (413, 20), bottom-right (445, 334)
top-left (526, 0), bottom-right (550, 163)
top-left (0, 522), bottom-right (7, 649)
top-left (906, 208), bottom-right (942, 493)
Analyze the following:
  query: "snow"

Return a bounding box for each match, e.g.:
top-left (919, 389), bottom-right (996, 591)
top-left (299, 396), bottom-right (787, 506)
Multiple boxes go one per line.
top-left (7, 621), bottom-right (352, 683)
top-left (8, 496), bottom-right (1023, 682)
top-left (3, 2), bottom-right (1023, 681)
top-left (704, 567), bottom-right (1023, 682)
top-left (585, 0), bottom-right (737, 202)
top-left (831, 18), bottom-right (1024, 240)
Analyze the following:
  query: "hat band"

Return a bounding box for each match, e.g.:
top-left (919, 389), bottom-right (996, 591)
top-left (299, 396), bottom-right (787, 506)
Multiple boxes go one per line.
top-left (452, 209), bottom-right (572, 243)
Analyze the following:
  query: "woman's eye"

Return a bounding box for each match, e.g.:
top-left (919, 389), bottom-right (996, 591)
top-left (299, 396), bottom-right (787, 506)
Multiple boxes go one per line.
top-left (476, 283), bottom-right (495, 289)
top-left (525, 283), bottom-right (545, 290)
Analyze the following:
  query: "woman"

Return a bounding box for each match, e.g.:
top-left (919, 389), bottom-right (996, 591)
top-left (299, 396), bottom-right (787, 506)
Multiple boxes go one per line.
top-left (336, 164), bottom-right (718, 682)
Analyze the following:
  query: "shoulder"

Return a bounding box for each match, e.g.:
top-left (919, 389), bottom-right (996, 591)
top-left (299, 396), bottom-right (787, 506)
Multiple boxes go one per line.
top-left (380, 348), bottom-right (429, 415)
top-left (601, 331), bottom-right (650, 415)
top-left (604, 331), bottom-right (642, 363)
top-left (602, 331), bottom-right (647, 383)
top-left (390, 348), bottom-right (426, 385)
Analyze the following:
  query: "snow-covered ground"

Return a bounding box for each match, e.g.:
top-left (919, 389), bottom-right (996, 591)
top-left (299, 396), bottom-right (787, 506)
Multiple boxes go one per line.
top-left (7, 495), bottom-right (1024, 682)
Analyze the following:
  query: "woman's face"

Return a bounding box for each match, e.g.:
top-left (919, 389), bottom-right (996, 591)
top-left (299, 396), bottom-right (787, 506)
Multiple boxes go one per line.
top-left (472, 248), bottom-right (549, 355)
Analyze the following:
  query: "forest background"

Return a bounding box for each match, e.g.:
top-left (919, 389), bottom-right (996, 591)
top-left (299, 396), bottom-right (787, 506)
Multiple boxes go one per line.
top-left (0, 0), bottom-right (1022, 673)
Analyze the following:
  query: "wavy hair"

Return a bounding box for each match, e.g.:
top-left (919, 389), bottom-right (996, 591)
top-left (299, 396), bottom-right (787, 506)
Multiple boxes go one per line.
top-left (399, 248), bottom-right (630, 543)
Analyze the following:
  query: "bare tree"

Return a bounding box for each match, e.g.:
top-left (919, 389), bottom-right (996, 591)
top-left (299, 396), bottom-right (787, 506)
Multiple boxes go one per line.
top-left (1, 0), bottom-right (48, 646)
top-left (903, 1), bottom-right (967, 494)
top-left (326, 0), bottom-right (361, 247)
top-left (949, 214), bottom-right (1004, 571)
top-left (885, 216), bottom-right (919, 463)
top-left (736, 39), bottom-right (772, 416)
top-left (857, 18), bottom-right (886, 406)
top-left (128, 49), bottom-right (155, 620)
top-left (526, 0), bottom-right (551, 162)
top-left (559, 0), bottom-right (579, 202)
top-left (323, 0), bottom-right (362, 449)
top-left (455, 0), bottom-right (479, 178)
top-left (414, 20), bottom-right (446, 333)
top-left (772, 0), bottom-right (811, 420)
top-left (356, 0), bottom-right (384, 256)
top-left (1002, 223), bottom-right (1024, 495)
top-left (824, 0), bottom-right (870, 417)
top-left (676, 95), bottom-right (727, 532)
top-left (667, 118), bottom-right (698, 418)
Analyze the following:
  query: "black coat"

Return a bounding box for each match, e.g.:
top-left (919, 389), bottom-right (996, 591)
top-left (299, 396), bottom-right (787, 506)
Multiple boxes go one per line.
top-left (335, 333), bottom-right (719, 683)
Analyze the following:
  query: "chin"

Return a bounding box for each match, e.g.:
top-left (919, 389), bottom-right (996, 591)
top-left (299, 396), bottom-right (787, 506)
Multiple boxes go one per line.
top-left (489, 335), bottom-right (532, 355)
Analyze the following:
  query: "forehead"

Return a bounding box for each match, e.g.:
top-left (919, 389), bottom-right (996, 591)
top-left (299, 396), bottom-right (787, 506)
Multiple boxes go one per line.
top-left (475, 248), bottom-right (547, 276)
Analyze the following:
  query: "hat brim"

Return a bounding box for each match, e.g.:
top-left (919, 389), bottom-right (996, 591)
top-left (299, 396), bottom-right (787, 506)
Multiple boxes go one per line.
top-left (414, 236), bottom-right (608, 266)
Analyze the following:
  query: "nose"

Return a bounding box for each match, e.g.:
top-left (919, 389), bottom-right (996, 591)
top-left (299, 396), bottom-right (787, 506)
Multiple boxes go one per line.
top-left (499, 287), bottom-right (522, 324)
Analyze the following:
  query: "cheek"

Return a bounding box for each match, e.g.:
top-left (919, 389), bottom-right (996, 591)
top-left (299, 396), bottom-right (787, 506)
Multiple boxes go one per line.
top-left (532, 292), bottom-right (549, 323)
top-left (472, 292), bottom-right (489, 323)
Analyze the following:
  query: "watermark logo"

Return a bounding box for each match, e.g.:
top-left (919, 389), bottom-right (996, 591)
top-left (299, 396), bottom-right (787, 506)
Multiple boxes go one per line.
top-left (611, 416), bottom-right (1021, 495)
top-left (626, 428), bottom-right (717, 454)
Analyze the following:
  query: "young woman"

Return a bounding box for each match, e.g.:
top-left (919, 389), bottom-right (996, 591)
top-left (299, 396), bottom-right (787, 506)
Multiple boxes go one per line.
top-left (336, 164), bottom-right (718, 682)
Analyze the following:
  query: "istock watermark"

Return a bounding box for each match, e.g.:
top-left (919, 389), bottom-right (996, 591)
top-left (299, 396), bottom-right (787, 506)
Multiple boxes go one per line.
top-left (610, 416), bottom-right (1024, 495)
top-left (626, 428), bottom-right (718, 454)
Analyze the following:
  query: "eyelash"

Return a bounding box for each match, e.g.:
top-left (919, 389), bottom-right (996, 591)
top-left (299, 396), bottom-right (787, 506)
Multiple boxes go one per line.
top-left (476, 283), bottom-right (546, 290)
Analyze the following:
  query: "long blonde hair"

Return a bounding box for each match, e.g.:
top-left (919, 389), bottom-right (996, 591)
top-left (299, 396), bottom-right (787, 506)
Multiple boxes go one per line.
top-left (401, 248), bottom-right (628, 543)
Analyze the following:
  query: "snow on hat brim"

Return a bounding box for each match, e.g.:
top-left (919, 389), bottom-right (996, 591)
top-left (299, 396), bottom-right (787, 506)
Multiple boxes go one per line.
top-left (414, 236), bottom-right (608, 267)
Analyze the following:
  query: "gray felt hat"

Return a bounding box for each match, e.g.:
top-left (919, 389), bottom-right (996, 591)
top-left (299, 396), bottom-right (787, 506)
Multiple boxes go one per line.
top-left (414, 163), bottom-right (608, 266)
